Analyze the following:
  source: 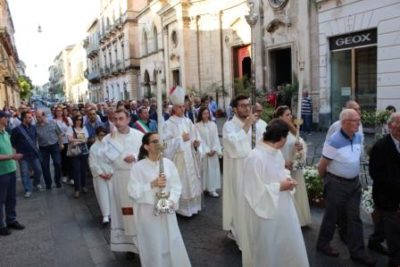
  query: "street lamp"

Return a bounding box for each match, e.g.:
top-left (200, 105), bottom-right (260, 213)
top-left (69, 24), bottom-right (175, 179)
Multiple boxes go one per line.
top-left (245, 0), bottom-right (258, 148)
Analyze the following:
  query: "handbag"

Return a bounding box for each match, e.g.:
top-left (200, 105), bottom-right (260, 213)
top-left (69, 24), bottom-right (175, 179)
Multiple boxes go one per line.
top-left (67, 143), bottom-right (81, 157)
top-left (66, 127), bottom-right (82, 157)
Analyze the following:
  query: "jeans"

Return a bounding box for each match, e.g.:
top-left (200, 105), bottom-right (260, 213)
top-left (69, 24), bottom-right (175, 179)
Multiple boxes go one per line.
top-left (40, 143), bottom-right (61, 188)
top-left (19, 158), bottom-right (42, 193)
top-left (60, 143), bottom-right (71, 179)
top-left (301, 114), bottom-right (312, 133)
top-left (0, 172), bottom-right (17, 228)
top-left (71, 154), bottom-right (88, 192)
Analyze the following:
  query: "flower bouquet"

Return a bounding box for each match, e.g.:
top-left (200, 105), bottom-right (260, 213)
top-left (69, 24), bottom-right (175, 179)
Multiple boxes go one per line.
top-left (303, 165), bottom-right (324, 207)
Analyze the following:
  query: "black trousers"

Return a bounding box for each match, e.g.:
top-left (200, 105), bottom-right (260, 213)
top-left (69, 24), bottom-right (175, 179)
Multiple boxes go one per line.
top-left (317, 173), bottom-right (366, 257)
top-left (381, 210), bottom-right (400, 265)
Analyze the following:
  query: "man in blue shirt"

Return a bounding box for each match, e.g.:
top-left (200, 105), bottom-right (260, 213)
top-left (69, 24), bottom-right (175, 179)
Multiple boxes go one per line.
top-left (11, 111), bottom-right (43, 198)
top-left (317, 109), bottom-right (376, 266)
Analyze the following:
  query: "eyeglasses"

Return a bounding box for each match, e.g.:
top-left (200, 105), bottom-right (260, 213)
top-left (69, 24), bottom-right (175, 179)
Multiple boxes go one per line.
top-left (238, 103), bottom-right (251, 108)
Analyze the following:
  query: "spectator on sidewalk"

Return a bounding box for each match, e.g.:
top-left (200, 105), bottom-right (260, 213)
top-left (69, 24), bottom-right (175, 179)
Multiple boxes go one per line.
top-left (11, 111), bottom-right (43, 198)
top-left (85, 108), bottom-right (104, 148)
top-left (0, 111), bottom-right (25, 236)
top-left (54, 106), bottom-right (74, 185)
top-left (67, 115), bottom-right (90, 198)
top-left (369, 112), bottom-right (400, 267)
top-left (36, 110), bottom-right (64, 189)
top-left (301, 90), bottom-right (313, 135)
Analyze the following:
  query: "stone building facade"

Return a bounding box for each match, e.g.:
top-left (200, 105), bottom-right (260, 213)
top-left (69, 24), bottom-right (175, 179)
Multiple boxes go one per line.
top-left (84, 19), bottom-right (102, 102)
top-left (0, 0), bottom-right (20, 109)
top-left (316, 0), bottom-right (400, 126)
top-left (91, 0), bottom-right (148, 102)
top-left (49, 46), bottom-right (73, 102)
top-left (138, 0), bottom-right (256, 108)
top-left (69, 41), bottom-right (89, 103)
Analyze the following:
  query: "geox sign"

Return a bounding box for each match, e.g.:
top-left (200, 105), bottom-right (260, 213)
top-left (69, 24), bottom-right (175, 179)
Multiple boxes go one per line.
top-left (330, 29), bottom-right (377, 50)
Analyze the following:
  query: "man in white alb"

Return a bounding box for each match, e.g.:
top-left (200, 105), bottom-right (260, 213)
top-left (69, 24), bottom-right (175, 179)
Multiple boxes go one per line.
top-left (103, 109), bottom-right (144, 253)
top-left (222, 95), bottom-right (266, 263)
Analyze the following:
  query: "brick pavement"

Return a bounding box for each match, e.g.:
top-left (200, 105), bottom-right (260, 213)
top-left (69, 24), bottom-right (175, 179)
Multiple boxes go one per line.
top-left (0, 128), bottom-right (389, 267)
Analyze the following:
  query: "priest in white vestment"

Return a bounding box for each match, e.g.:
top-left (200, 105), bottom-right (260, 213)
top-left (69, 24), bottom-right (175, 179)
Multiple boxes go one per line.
top-left (88, 126), bottom-right (113, 225)
top-left (128, 132), bottom-right (191, 267)
top-left (222, 96), bottom-right (266, 258)
top-left (162, 86), bottom-right (202, 217)
top-left (243, 119), bottom-right (309, 267)
top-left (103, 109), bottom-right (144, 253)
top-left (195, 107), bottom-right (221, 197)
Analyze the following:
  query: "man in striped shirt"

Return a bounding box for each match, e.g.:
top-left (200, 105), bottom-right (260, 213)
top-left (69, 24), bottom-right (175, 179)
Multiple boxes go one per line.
top-left (301, 90), bottom-right (312, 135)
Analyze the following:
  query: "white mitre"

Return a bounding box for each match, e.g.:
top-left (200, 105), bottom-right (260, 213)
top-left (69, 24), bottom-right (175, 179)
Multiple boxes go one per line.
top-left (169, 86), bottom-right (185, 105)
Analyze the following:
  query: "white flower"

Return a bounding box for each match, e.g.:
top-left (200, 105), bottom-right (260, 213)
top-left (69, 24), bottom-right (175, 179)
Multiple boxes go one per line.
top-left (361, 186), bottom-right (374, 214)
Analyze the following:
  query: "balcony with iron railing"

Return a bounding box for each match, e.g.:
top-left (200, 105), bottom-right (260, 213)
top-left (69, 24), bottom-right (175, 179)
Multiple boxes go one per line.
top-left (87, 70), bottom-right (100, 82)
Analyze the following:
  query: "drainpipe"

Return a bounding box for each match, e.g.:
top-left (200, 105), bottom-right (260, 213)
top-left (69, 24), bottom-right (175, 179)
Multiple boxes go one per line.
top-left (219, 10), bottom-right (225, 109)
top-left (196, 15), bottom-right (201, 93)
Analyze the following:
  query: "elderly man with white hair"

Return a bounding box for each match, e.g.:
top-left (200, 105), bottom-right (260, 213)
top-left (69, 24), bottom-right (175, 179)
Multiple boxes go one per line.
top-left (316, 109), bottom-right (376, 266)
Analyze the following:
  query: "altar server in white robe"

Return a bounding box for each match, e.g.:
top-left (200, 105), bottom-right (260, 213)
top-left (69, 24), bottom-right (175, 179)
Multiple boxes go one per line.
top-left (274, 105), bottom-right (312, 226)
top-left (243, 119), bottom-right (309, 267)
top-left (128, 132), bottom-right (191, 267)
top-left (222, 95), bottom-right (266, 256)
top-left (88, 126), bottom-right (113, 225)
top-left (102, 109), bottom-right (144, 253)
top-left (195, 107), bottom-right (221, 197)
top-left (162, 86), bottom-right (202, 217)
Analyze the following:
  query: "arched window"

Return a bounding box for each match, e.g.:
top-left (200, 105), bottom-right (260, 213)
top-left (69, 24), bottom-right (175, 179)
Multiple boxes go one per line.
top-left (153, 26), bottom-right (158, 51)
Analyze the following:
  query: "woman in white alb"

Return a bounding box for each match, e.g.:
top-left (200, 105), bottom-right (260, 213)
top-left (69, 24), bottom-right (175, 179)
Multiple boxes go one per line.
top-left (273, 105), bottom-right (312, 226)
top-left (195, 107), bottom-right (221, 197)
top-left (88, 126), bottom-right (113, 225)
top-left (128, 132), bottom-right (191, 267)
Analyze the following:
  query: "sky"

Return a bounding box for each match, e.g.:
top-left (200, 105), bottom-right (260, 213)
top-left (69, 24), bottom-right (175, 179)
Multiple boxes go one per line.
top-left (8, 0), bottom-right (100, 86)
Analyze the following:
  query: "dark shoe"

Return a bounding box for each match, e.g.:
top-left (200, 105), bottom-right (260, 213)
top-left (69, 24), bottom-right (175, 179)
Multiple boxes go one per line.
top-left (7, 221), bottom-right (25, 230)
top-left (368, 240), bottom-right (389, 255)
top-left (0, 227), bottom-right (11, 236)
top-left (317, 245), bottom-right (340, 257)
top-left (46, 185), bottom-right (52, 190)
top-left (56, 183), bottom-right (62, 188)
top-left (351, 255), bottom-right (376, 266)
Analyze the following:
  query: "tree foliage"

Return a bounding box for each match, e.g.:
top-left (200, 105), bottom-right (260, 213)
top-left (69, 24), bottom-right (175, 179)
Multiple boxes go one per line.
top-left (18, 75), bottom-right (33, 100)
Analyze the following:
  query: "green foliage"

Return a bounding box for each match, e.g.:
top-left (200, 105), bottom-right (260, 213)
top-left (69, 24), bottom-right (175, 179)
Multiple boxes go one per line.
top-left (259, 99), bottom-right (275, 122)
top-left (18, 75), bottom-right (33, 100)
top-left (361, 110), bottom-right (390, 128)
top-left (233, 77), bottom-right (252, 96)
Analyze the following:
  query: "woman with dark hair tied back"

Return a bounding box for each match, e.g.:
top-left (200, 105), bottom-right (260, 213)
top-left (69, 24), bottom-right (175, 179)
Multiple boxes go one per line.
top-left (273, 105), bottom-right (312, 227)
top-left (242, 119), bottom-right (309, 267)
top-left (127, 132), bottom-right (191, 267)
top-left (89, 126), bottom-right (113, 225)
top-left (66, 115), bottom-right (90, 198)
top-left (195, 107), bottom-right (222, 197)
